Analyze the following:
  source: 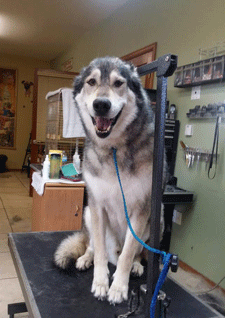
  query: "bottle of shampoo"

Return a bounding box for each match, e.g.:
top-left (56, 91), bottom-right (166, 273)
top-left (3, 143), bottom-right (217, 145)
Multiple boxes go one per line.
top-left (42, 155), bottom-right (50, 180)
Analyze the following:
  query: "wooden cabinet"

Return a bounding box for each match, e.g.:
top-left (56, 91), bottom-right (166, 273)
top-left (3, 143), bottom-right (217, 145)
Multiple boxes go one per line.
top-left (32, 182), bottom-right (85, 232)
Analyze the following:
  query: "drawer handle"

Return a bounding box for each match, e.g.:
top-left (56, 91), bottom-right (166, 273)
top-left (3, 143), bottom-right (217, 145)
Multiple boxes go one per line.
top-left (74, 205), bottom-right (79, 216)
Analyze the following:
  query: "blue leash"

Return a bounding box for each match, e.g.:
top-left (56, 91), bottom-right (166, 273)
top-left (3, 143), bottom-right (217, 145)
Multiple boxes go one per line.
top-left (112, 147), bottom-right (173, 318)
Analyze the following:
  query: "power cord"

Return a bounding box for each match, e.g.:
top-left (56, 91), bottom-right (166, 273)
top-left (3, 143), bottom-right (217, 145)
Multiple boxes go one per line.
top-left (195, 275), bottom-right (225, 295)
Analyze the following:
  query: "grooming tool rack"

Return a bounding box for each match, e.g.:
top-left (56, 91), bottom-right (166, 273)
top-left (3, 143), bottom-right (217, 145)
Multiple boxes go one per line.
top-left (186, 103), bottom-right (225, 119)
top-left (137, 54), bottom-right (178, 317)
top-left (181, 145), bottom-right (218, 170)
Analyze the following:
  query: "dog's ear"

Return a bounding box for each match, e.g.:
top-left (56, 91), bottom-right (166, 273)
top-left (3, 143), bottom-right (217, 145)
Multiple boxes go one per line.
top-left (119, 61), bottom-right (143, 98)
top-left (125, 60), bottom-right (137, 73)
top-left (130, 75), bottom-right (143, 99)
top-left (126, 64), bottom-right (143, 98)
top-left (73, 74), bottom-right (84, 98)
top-left (73, 65), bottom-right (92, 99)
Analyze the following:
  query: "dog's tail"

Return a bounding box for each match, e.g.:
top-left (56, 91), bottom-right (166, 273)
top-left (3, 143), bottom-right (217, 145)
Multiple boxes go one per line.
top-left (54, 231), bottom-right (88, 269)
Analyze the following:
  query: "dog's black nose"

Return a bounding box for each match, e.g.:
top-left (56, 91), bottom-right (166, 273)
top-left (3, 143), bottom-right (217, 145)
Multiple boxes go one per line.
top-left (93, 98), bottom-right (111, 116)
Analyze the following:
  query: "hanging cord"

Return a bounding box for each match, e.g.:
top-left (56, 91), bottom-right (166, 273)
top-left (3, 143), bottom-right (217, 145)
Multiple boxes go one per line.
top-left (112, 147), bottom-right (174, 318)
top-left (208, 116), bottom-right (220, 179)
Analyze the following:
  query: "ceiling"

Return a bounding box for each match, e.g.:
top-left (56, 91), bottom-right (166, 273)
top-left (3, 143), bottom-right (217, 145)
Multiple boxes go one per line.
top-left (0, 0), bottom-right (129, 61)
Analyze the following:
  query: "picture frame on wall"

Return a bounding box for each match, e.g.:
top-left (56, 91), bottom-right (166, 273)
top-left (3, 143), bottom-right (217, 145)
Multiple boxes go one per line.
top-left (0, 68), bottom-right (17, 149)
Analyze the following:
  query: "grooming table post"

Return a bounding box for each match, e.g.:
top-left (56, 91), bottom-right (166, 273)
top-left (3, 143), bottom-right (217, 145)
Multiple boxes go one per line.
top-left (147, 75), bottom-right (168, 293)
top-left (138, 54), bottom-right (178, 317)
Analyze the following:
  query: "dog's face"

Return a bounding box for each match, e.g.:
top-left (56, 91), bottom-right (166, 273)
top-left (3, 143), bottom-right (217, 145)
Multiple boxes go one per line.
top-left (73, 57), bottom-right (146, 141)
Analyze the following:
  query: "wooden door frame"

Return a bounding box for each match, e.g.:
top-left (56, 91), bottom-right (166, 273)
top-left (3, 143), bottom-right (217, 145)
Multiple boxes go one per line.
top-left (121, 42), bottom-right (157, 89)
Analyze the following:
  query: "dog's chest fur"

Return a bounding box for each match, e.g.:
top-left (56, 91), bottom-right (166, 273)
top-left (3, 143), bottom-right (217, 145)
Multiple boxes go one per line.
top-left (83, 144), bottom-right (153, 242)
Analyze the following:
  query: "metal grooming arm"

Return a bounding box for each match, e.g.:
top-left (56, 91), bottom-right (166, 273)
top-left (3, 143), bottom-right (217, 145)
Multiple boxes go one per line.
top-left (137, 53), bottom-right (178, 317)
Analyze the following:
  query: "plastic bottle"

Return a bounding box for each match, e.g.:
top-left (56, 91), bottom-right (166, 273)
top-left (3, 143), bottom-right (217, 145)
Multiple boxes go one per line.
top-left (49, 153), bottom-right (61, 179)
top-left (42, 155), bottom-right (50, 180)
top-left (73, 139), bottom-right (81, 174)
top-left (62, 151), bottom-right (67, 166)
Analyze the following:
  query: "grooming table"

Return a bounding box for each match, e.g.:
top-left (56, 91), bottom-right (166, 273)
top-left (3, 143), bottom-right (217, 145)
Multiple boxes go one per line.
top-left (8, 231), bottom-right (222, 318)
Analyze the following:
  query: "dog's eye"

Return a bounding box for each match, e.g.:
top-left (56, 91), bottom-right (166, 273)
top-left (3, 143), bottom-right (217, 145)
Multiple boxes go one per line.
top-left (87, 78), bottom-right (96, 86)
top-left (114, 80), bottom-right (124, 88)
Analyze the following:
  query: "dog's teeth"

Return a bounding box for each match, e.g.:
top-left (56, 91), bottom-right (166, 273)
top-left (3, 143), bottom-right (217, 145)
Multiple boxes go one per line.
top-left (95, 124), bottom-right (112, 134)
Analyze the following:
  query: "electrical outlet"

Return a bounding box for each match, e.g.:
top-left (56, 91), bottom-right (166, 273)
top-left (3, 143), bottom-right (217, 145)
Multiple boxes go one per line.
top-left (191, 86), bottom-right (201, 100)
top-left (172, 210), bottom-right (182, 225)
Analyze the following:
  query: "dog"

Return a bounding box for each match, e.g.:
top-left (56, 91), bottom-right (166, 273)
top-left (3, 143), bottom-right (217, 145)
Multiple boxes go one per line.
top-left (54, 57), bottom-right (166, 304)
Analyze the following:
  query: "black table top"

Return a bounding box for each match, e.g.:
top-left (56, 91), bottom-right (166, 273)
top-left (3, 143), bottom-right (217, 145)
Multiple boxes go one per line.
top-left (8, 231), bottom-right (222, 318)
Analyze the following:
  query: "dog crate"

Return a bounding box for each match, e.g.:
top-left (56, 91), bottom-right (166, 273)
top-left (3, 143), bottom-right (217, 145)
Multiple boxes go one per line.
top-left (45, 89), bottom-right (85, 164)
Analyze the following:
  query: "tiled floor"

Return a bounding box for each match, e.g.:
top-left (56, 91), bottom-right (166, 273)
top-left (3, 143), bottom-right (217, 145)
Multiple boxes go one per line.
top-left (0, 171), bottom-right (31, 318)
top-left (0, 171), bottom-right (224, 317)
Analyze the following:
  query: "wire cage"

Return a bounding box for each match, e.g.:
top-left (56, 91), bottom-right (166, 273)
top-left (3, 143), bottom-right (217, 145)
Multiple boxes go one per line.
top-left (45, 91), bottom-right (85, 164)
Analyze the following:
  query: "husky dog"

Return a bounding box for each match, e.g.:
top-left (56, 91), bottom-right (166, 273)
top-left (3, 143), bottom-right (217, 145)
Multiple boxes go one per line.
top-left (54, 57), bottom-right (165, 304)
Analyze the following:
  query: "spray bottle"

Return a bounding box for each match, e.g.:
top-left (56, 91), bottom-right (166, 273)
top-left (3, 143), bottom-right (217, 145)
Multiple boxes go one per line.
top-left (73, 139), bottom-right (81, 174)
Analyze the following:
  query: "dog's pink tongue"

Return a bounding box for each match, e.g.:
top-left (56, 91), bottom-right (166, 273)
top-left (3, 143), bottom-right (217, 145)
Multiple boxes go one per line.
top-left (95, 117), bottom-right (111, 131)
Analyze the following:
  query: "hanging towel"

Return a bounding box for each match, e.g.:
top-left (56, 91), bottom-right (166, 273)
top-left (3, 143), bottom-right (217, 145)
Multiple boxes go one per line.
top-left (45, 88), bottom-right (62, 100)
top-left (45, 88), bottom-right (85, 138)
top-left (31, 171), bottom-right (45, 196)
top-left (61, 88), bottom-right (85, 138)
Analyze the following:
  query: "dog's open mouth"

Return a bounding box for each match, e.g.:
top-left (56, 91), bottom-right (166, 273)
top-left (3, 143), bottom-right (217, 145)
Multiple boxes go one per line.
top-left (91, 109), bottom-right (122, 138)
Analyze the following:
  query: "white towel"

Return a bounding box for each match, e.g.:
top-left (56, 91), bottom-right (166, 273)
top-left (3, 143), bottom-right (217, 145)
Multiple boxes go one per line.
top-left (31, 171), bottom-right (85, 196)
top-left (45, 88), bottom-right (85, 138)
top-left (31, 171), bottom-right (46, 196)
top-left (61, 88), bottom-right (85, 138)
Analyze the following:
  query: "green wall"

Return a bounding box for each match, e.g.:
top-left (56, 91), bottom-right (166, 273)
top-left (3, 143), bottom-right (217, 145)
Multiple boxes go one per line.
top-left (54, 0), bottom-right (225, 288)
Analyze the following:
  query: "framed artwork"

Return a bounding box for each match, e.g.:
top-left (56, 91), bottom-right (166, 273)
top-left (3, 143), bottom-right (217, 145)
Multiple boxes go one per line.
top-left (0, 68), bottom-right (17, 149)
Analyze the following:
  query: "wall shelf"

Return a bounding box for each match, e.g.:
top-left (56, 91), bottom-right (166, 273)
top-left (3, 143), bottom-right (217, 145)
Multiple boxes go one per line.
top-left (187, 115), bottom-right (225, 119)
top-left (174, 55), bottom-right (225, 88)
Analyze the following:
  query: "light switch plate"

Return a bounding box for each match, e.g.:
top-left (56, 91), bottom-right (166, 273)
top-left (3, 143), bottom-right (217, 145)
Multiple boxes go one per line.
top-left (185, 124), bottom-right (193, 136)
top-left (191, 86), bottom-right (201, 100)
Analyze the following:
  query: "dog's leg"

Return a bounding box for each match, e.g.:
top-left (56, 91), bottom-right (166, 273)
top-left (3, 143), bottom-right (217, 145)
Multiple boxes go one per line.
top-left (131, 254), bottom-right (144, 277)
top-left (108, 213), bottom-right (148, 304)
top-left (91, 206), bottom-right (109, 300)
top-left (76, 206), bottom-right (94, 270)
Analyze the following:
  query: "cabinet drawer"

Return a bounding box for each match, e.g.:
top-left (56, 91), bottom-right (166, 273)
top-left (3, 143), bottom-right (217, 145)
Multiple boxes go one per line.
top-left (32, 186), bottom-right (84, 231)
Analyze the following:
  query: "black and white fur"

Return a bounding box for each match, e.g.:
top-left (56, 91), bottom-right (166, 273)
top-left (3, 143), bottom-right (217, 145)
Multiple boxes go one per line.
top-left (54, 57), bottom-right (165, 304)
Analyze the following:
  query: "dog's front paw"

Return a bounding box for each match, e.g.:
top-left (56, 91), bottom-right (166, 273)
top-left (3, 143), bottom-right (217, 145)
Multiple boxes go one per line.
top-left (76, 254), bottom-right (93, 271)
top-left (107, 281), bottom-right (128, 304)
top-left (131, 260), bottom-right (144, 276)
top-left (91, 267), bottom-right (109, 300)
top-left (91, 278), bottom-right (109, 300)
